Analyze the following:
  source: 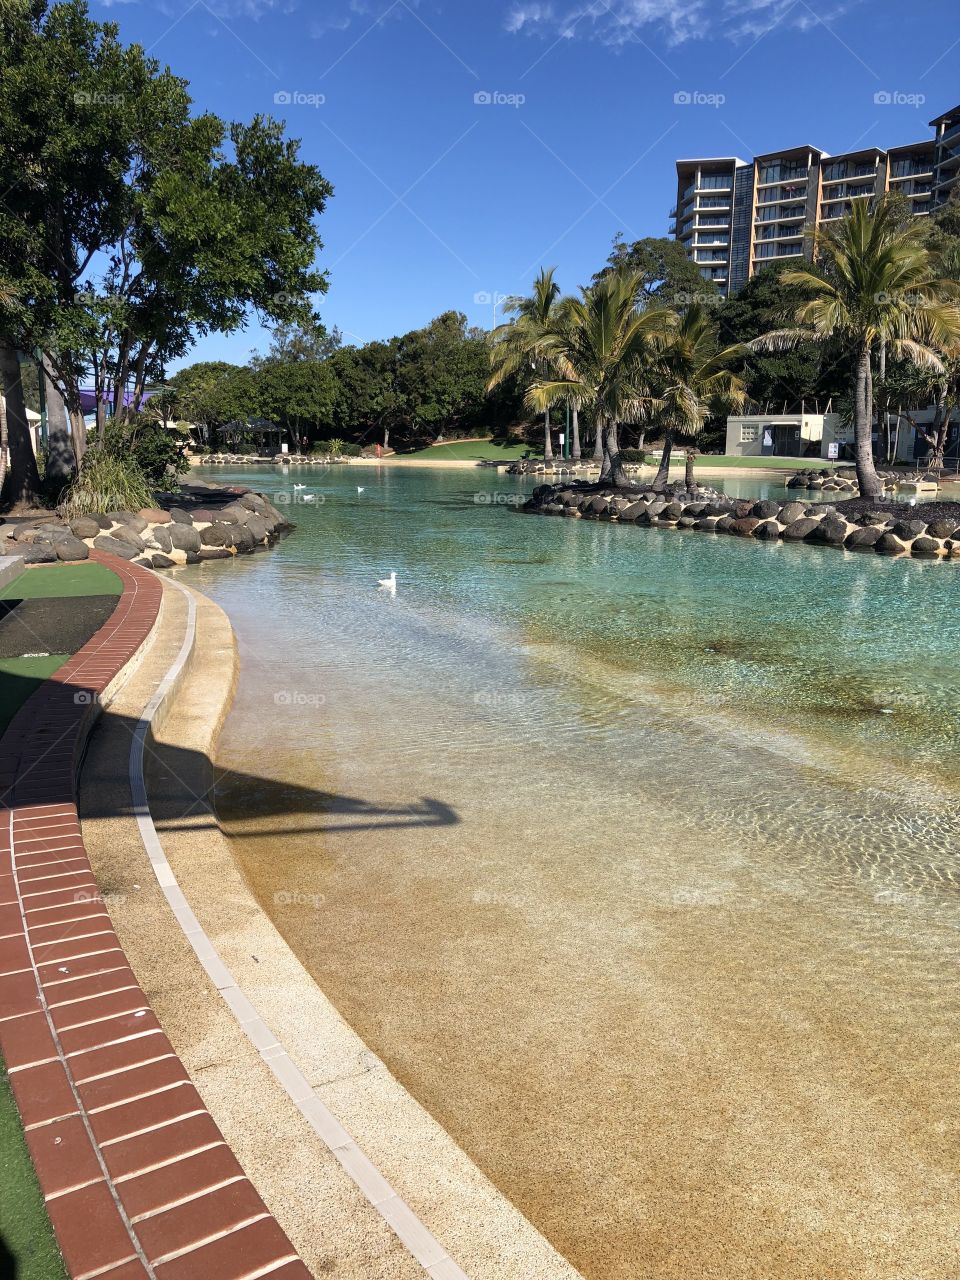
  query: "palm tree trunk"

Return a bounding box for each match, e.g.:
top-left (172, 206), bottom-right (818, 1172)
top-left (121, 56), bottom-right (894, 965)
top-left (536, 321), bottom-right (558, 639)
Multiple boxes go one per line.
top-left (0, 341), bottom-right (42, 510)
top-left (571, 407), bottom-right (581, 460)
top-left (543, 407), bottom-right (553, 461)
top-left (854, 343), bottom-right (882, 498)
top-left (684, 449), bottom-right (697, 490)
top-left (653, 430), bottom-right (673, 490)
top-left (605, 420), bottom-right (629, 487)
top-left (592, 416), bottom-right (603, 463)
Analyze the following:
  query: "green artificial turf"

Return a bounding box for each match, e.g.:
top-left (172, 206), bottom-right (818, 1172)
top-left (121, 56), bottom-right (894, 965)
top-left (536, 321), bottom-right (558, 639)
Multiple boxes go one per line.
top-left (0, 1066), bottom-right (66, 1280)
top-left (0, 655), bottom-right (70, 737)
top-left (0, 562), bottom-right (122, 602)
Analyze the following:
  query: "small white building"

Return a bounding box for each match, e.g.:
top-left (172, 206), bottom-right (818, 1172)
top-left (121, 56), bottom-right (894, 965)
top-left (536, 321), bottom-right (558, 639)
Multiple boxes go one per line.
top-left (725, 413), bottom-right (839, 460)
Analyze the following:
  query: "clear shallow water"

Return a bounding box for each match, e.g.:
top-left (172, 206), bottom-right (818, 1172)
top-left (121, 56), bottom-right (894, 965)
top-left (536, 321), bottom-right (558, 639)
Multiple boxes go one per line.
top-left (187, 465), bottom-right (959, 1280)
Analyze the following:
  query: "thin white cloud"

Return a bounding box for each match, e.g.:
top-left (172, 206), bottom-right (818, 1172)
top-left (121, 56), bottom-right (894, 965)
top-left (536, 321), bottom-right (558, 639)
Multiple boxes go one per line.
top-left (504, 0), bottom-right (859, 45)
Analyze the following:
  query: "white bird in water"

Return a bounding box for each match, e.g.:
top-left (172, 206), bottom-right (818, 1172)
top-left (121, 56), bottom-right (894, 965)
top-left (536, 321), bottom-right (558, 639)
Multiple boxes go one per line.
top-left (377, 571), bottom-right (397, 595)
top-left (357, 486), bottom-right (365, 493)
top-left (293, 482), bottom-right (305, 489)
top-left (301, 493), bottom-right (317, 502)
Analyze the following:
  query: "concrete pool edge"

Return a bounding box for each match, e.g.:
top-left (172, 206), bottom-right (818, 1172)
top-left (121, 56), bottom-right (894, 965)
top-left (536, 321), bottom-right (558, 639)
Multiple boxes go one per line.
top-left (80, 574), bottom-right (583, 1280)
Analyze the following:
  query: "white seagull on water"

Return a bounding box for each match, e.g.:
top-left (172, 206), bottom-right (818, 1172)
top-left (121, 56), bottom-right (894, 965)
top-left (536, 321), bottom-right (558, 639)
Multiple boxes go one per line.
top-left (377, 571), bottom-right (397, 595)
top-left (293, 482), bottom-right (305, 489)
top-left (357, 486), bottom-right (365, 493)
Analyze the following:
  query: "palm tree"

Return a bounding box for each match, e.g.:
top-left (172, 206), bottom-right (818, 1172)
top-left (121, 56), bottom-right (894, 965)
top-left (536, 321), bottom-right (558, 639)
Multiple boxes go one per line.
top-left (649, 304), bottom-right (746, 489)
top-left (752, 197), bottom-right (960, 498)
top-left (488, 267), bottom-right (564, 461)
top-left (525, 270), bottom-right (671, 487)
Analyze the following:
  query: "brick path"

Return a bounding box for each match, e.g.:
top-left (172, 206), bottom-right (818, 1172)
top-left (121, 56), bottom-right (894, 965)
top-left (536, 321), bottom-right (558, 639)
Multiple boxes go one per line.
top-left (0, 553), bottom-right (311, 1280)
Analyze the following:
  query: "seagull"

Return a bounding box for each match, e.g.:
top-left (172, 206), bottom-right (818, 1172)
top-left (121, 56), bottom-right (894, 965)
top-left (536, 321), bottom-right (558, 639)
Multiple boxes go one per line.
top-left (377, 571), bottom-right (397, 595)
top-left (357, 486), bottom-right (365, 493)
top-left (293, 482), bottom-right (305, 489)
top-left (301, 493), bottom-right (317, 503)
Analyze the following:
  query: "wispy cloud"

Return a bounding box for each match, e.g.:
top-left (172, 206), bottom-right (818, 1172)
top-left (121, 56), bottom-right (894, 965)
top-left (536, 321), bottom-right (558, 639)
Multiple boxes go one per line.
top-left (504, 0), bottom-right (859, 46)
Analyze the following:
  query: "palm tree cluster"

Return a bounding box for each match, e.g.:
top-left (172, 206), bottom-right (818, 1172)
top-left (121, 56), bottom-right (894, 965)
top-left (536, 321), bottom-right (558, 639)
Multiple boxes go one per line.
top-left (751, 196), bottom-right (960, 497)
top-left (488, 268), bottom-right (745, 489)
top-left (491, 197), bottom-right (960, 497)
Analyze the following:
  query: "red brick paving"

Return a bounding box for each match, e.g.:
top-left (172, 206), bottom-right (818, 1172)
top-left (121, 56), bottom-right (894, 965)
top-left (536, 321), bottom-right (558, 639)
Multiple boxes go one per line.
top-left (0, 553), bottom-right (311, 1279)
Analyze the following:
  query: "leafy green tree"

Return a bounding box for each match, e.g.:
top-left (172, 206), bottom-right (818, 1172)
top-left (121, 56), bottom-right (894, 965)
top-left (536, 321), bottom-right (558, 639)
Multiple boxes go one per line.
top-left (251, 317), bottom-right (341, 367)
top-left (0, 0), bottom-right (331, 507)
top-left (753, 196), bottom-right (960, 497)
top-left (647, 305), bottom-right (746, 488)
top-left (527, 270), bottom-right (671, 486)
top-left (489, 268), bottom-right (565, 460)
top-left (594, 235), bottom-right (719, 308)
top-left (251, 359), bottom-right (337, 452)
top-left (168, 362), bottom-right (256, 444)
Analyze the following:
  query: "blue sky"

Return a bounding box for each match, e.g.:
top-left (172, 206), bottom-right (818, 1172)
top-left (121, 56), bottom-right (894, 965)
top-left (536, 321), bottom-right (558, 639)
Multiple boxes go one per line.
top-left (91, 0), bottom-right (959, 368)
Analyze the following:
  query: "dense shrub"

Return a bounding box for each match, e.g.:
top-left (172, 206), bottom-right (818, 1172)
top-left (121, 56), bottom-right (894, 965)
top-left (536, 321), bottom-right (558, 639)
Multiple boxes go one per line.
top-left (103, 420), bottom-right (190, 484)
top-left (58, 450), bottom-right (152, 518)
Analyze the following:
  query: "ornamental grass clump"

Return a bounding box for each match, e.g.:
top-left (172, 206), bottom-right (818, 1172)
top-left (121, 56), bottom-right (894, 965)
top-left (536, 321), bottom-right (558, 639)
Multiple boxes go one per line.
top-left (58, 450), bottom-right (152, 519)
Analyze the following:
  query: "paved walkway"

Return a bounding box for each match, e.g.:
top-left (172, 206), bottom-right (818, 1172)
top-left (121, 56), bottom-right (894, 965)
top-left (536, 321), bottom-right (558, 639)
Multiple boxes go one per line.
top-left (0, 552), bottom-right (310, 1280)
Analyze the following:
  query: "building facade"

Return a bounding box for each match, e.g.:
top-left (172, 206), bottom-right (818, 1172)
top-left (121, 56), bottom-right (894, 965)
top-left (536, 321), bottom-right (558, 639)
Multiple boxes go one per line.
top-left (671, 104), bottom-right (958, 297)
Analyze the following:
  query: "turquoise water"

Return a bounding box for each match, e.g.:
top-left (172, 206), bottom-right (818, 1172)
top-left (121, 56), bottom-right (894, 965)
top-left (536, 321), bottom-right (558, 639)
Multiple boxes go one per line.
top-left (185, 464), bottom-right (960, 1280)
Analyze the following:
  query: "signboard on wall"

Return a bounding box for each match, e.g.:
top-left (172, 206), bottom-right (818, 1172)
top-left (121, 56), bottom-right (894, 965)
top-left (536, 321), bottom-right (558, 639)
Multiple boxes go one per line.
top-left (827, 442), bottom-right (839, 460)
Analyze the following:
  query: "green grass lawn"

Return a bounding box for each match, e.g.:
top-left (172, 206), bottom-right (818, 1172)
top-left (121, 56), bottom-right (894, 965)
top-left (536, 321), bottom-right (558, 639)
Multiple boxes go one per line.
top-left (396, 439), bottom-right (527, 461)
top-left (0, 562), bottom-right (122, 602)
top-left (0, 1066), bottom-right (66, 1280)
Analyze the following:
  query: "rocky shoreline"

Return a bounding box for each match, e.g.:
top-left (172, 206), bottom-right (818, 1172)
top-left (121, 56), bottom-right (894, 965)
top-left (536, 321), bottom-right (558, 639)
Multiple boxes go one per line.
top-left (524, 482), bottom-right (960, 560)
top-left (2, 483), bottom-right (291, 569)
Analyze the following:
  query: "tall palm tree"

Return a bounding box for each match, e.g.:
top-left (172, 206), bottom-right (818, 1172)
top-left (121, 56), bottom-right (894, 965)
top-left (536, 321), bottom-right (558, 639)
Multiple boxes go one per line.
top-left (752, 196), bottom-right (960, 498)
top-left (488, 268), bottom-right (563, 461)
top-left (525, 270), bottom-right (671, 487)
top-left (649, 304), bottom-right (746, 489)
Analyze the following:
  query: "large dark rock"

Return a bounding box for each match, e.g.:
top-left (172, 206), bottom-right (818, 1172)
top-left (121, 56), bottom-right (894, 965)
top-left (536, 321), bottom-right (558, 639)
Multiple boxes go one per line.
top-left (730, 517), bottom-right (761, 537)
top-left (926, 519), bottom-right (959, 540)
top-left (911, 536), bottom-right (941, 558)
top-left (22, 544), bottom-right (58, 564)
top-left (714, 515), bottom-right (736, 533)
top-left (93, 534), bottom-right (140, 560)
top-left (69, 517), bottom-right (101, 540)
top-left (754, 521), bottom-right (781, 540)
top-left (891, 519), bottom-right (927, 541)
top-left (168, 524), bottom-right (201, 553)
top-left (846, 526), bottom-right (884, 548)
top-left (733, 500), bottom-right (755, 519)
top-left (238, 493), bottom-right (265, 511)
top-left (108, 525), bottom-right (145, 553)
top-left (782, 517), bottom-right (821, 540)
top-left (751, 500), bottom-right (781, 520)
top-left (876, 532), bottom-right (907, 556)
top-left (106, 510), bottom-right (147, 533)
top-left (54, 536), bottom-right (89, 562)
top-left (147, 525), bottom-right (173, 554)
top-left (618, 503), bottom-right (646, 522)
top-left (197, 546), bottom-right (232, 560)
top-left (138, 508), bottom-right (171, 525)
top-left (168, 507), bottom-right (194, 525)
top-left (231, 523), bottom-right (255, 551)
top-left (150, 554), bottom-right (176, 569)
top-left (662, 502), bottom-right (685, 521)
top-left (200, 523), bottom-right (232, 547)
top-left (806, 516), bottom-right (848, 545)
top-left (778, 501), bottom-right (808, 525)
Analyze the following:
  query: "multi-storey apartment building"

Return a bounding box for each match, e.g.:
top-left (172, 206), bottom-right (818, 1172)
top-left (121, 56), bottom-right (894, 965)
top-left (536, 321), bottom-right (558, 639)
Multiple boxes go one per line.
top-left (670, 104), bottom-right (956, 296)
